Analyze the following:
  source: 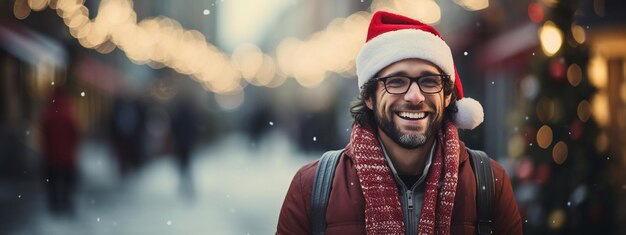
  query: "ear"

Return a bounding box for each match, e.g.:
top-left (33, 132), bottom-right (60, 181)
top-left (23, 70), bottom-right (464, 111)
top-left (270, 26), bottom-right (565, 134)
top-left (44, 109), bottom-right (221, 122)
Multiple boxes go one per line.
top-left (444, 93), bottom-right (452, 108)
top-left (365, 97), bottom-right (374, 110)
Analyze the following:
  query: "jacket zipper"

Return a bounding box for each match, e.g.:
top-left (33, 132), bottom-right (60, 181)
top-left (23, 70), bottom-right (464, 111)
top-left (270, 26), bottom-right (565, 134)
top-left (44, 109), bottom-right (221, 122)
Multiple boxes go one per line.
top-left (406, 190), bottom-right (414, 235)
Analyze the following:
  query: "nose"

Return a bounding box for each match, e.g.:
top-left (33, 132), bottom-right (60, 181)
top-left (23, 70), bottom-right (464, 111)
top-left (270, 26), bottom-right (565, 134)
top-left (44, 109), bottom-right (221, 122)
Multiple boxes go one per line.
top-left (403, 82), bottom-right (425, 104)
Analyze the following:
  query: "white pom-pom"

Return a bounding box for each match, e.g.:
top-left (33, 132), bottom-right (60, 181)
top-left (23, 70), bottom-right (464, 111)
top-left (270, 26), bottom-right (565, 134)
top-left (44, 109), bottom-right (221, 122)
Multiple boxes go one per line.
top-left (454, 97), bottom-right (484, 130)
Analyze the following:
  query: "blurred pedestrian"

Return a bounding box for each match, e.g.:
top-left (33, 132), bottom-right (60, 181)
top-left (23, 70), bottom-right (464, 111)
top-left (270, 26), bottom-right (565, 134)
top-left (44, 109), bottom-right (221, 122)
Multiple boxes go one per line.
top-left (39, 86), bottom-right (81, 214)
top-left (110, 96), bottom-right (145, 176)
top-left (277, 11), bottom-right (522, 234)
top-left (170, 92), bottom-right (198, 196)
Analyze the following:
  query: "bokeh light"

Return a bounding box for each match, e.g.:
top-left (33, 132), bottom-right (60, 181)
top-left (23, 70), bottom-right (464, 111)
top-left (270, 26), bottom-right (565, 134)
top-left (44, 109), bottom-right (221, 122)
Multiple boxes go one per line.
top-left (571, 24), bottom-right (586, 44)
top-left (539, 21), bottom-right (563, 56)
top-left (588, 56), bottom-right (608, 89)
top-left (537, 125), bottom-right (554, 149)
top-left (536, 97), bottom-right (555, 122)
top-left (547, 209), bottom-right (566, 230)
top-left (577, 100), bottom-right (591, 122)
top-left (552, 141), bottom-right (568, 165)
top-left (567, 63), bottom-right (583, 86)
top-left (454, 0), bottom-right (489, 11)
top-left (591, 91), bottom-right (610, 127)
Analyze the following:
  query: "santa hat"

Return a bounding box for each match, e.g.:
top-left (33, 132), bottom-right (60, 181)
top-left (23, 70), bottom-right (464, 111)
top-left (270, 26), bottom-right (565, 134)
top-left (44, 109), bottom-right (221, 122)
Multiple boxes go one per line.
top-left (356, 11), bottom-right (484, 130)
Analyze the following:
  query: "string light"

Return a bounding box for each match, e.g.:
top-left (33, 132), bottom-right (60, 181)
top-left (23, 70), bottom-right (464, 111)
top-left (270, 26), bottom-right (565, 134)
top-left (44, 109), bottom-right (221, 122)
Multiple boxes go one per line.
top-left (15, 0), bottom-right (454, 93)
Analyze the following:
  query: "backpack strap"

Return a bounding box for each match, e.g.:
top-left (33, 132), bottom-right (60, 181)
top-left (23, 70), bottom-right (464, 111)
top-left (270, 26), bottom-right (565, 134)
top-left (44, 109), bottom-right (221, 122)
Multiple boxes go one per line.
top-left (467, 147), bottom-right (495, 235)
top-left (310, 149), bottom-right (344, 235)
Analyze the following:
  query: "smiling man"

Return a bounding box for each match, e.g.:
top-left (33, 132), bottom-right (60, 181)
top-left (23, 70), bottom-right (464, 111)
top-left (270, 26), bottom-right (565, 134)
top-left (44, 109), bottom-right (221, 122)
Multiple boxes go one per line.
top-left (277, 11), bottom-right (522, 235)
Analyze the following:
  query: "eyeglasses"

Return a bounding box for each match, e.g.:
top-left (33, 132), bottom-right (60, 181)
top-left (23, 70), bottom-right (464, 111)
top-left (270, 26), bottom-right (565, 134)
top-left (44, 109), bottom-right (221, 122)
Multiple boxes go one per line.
top-left (376, 74), bottom-right (449, 94)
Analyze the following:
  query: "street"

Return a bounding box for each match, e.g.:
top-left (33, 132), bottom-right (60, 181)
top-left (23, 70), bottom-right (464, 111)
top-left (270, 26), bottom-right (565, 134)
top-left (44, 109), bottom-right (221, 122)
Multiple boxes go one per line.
top-left (2, 131), bottom-right (318, 235)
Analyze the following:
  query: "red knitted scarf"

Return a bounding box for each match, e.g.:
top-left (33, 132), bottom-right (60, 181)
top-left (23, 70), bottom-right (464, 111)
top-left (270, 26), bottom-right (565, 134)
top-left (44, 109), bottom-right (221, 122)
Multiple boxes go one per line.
top-left (345, 121), bottom-right (460, 235)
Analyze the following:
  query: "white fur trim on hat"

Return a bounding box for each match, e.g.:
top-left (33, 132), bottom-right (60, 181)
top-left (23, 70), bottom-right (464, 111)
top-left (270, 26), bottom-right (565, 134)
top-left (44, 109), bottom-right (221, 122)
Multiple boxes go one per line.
top-left (356, 29), bottom-right (455, 90)
top-left (454, 97), bottom-right (484, 129)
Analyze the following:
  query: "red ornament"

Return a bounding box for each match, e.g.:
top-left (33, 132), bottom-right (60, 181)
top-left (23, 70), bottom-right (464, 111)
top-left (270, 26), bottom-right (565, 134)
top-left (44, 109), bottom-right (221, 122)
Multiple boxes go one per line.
top-left (549, 58), bottom-right (566, 81)
top-left (523, 126), bottom-right (536, 145)
top-left (516, 157), bottom-right (534, 182)
top-left (528, 3), bottom-right (544, 23)
top-left (570, 120), bottom-right (583, 141)
top-left (535, 163), bottom-right (551, 186)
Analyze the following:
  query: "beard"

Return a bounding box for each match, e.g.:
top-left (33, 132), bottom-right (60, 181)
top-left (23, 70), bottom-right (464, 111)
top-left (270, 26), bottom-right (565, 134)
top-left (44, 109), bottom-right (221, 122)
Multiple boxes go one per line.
top-left (374, 102), bottom-right (442, 149)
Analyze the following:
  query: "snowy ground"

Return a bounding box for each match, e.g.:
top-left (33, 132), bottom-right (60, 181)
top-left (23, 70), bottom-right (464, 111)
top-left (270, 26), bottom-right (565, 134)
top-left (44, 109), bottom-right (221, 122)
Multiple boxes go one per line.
top-left (1, 131), bottom-right (319, 235)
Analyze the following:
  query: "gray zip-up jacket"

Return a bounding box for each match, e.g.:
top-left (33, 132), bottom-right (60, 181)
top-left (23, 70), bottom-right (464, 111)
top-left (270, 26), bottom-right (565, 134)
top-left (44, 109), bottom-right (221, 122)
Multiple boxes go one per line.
top-left (379, 139), bottom-right (436, 235)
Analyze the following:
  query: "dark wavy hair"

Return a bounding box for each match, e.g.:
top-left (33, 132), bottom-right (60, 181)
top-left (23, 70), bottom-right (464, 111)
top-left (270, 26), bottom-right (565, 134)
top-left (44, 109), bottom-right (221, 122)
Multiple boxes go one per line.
top-left (350, 77), bottom-right (458, 129)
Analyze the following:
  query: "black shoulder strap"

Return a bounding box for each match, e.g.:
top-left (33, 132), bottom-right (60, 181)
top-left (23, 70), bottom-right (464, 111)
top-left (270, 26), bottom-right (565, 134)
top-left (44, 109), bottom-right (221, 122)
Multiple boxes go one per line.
top-left (467, 147), bottom-right (495, 235)
top-left (310, 149), bottom-right (344, 235)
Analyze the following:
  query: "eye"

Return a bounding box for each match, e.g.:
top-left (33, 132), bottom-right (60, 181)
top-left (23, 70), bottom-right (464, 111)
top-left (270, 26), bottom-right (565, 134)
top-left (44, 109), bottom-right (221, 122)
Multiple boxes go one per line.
top-left (385, 77), bottom-right (408, 87)
top-left (419, 76), bottom-right (442, 88)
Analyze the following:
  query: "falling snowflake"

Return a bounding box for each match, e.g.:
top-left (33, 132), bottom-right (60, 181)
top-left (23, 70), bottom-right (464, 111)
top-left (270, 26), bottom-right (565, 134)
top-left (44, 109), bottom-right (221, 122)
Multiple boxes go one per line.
top-left (463, 51), bottom-right (468, 56)
top-left (607, 156), bottom-right (610, 160)
top-left (269, 121), bottom-right (274, 126)
top-left (51, 81), bottom-right (55, 85)
top-left (91, 199), bottom-right (96, 204)
top-left (81, 91), bottom-right (85, 97)
top-left (346, 128), bottom-right (349, 132)
top-left (529, 143), bottom-right (533, 146)
top-left (97, 217), bottom-right (100, 222)
top-left (25, 131), bottom-right (30, 135)
top-left (482, 186), bottom-right (486, 190)
top-left (491, 81), bottom-right (495, 85)
top-left (18, 194), bottom-right (21, 199)
top-left (45, 178), bottom-right (49, 182)
top-left (350, 182), bottom-right (354, 186)
top-left (166, 220), bottom-right (172, 226)
top-left (203, 9), bottom-right (210, 15)
top-left (532, 53), bottom-right (535, 56)
top-left (313, 136), bottom-right (317, 141)
top-left (525, 220), bottom-right (528, 223)
top-left (525, 116), bottom-right (529, 120)
top-left (567, 201), bottom-right (571, 206)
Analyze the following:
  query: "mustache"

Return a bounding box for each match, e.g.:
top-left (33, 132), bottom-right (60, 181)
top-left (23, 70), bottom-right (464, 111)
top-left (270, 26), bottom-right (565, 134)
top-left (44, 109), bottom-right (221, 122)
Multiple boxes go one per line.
top-left (390, 103), bottom-right (427, 112)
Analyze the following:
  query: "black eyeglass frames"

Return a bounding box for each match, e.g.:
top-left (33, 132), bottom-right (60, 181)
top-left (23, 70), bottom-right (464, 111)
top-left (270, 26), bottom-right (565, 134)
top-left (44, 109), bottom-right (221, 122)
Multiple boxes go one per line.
top-left (376, 74), bottom-right (449, 94)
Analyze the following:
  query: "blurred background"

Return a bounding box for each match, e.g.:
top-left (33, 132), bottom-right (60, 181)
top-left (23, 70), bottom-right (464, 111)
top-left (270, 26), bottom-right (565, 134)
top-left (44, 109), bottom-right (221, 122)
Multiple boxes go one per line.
top-left (1, 0), bottom-right (625, 234)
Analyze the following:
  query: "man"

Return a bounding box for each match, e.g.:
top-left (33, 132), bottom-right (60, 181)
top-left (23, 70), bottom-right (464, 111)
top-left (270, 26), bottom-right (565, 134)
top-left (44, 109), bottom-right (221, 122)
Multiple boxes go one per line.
top-left (277, 11), bottom-right (522, 235)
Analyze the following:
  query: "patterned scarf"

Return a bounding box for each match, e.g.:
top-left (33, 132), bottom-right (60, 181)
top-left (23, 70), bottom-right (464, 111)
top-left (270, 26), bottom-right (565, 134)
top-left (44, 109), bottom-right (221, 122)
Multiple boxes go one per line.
top-left (345, 121), bottom-right (460, 235)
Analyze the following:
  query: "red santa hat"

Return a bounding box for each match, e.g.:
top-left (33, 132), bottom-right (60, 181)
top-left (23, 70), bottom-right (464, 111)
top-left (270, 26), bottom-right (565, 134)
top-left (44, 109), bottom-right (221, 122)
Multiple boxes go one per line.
top-left (356, 11), bottom-right (484, 130)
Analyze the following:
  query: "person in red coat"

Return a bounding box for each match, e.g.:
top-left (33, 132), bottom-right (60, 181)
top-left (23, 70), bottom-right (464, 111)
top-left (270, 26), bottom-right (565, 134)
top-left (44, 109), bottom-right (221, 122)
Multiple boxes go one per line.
top-left (40, 86), bottom-right (81, 214)
top-left (277, 11), bottom-right (522, 234)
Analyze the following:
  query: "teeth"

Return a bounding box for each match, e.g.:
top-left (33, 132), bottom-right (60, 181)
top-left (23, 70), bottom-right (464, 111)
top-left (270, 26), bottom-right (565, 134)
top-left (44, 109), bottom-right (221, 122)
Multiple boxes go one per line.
top-left (398, 112), bottom-right (425, 119)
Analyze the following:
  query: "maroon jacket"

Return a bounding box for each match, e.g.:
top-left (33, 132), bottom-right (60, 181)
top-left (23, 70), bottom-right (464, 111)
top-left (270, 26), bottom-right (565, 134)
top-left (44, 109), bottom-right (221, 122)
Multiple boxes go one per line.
top-left (40, 89), bottom-right (81, 168)
top-left (277, 141), bottom-right (522, 234)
